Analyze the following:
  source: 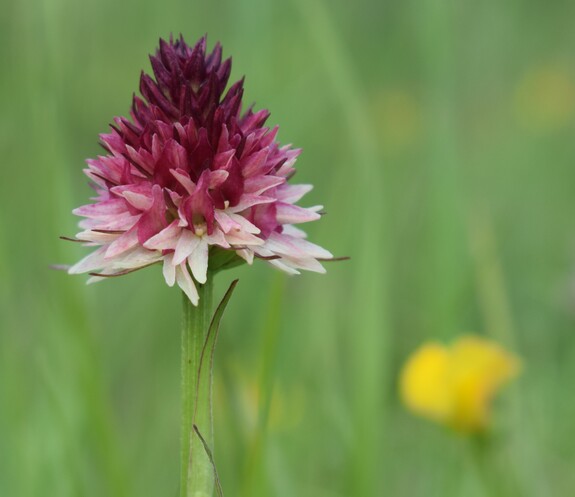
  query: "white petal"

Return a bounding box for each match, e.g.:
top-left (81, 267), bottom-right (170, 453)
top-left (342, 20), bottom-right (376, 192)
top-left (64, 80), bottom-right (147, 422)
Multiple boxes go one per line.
top-left (236, 249), bottom-right (254, 265)
top-left (173, 230), bottom-right (201, 265)
top-left (68, 246), bottom-right (107, 274)
top-left (176, 264), bottom-right (199, 305)
top-left (177, 205), bottom-right (189, 227)
top-left (163, 253), bottom-right (176, 287)
top-left (109, 246), bottom-right (162, 270)
top-left (253, 246), bottom-right (276, 258)
top-left (281, 256), bottom-right (327, 273)
top-left (268, 259), bottom-right (300, 275)
top-left (188, 238), bottom-right (208, 284)
top-left (281, 225), bottom-right (308, 239)
top-left (224, 230), bottom-right (265, 246)
top-left (266, 232), bottom-right (333, 260)
top-left (76, 230), bottom-right (121, 243)
top-left (85, 267), bottom-right (149, 284)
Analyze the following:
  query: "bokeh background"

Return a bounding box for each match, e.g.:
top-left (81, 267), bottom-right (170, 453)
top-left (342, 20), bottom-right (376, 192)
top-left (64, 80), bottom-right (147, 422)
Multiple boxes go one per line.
top-left (2, 0), bottom-right (575, 495)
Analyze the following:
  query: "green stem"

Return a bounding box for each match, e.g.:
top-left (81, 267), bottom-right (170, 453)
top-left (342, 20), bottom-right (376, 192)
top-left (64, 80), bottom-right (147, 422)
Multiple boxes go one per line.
top-left (470, 435), bottom-right (522, 497)
top-left (181, 274), bottom-right (214, 497)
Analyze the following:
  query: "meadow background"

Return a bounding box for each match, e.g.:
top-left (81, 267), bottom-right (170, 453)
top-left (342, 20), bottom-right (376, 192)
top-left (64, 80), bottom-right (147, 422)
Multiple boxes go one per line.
top-left (1, 0), bottom-right (575, 495)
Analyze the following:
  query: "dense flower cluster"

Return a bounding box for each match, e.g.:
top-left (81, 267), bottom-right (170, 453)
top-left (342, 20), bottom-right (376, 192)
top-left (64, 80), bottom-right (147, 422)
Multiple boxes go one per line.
top-left (68, 36), bottom-right (333, 304)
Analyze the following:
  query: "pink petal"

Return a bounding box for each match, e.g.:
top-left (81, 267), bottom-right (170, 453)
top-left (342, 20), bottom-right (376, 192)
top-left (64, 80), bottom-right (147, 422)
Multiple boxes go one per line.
top-left (229, 194), bottom-right (275, 213)
top-left (171, 169), bottom-right (196, 195)
top-left (143, 220), bottom-right (181, 250)
top-left (125, 145), bottom-right (153, 174)
top-left (122, 190), bottom-right (154, 210)
top-left (242, 148), bottom-right (269, 177)
top-left (212, 149), bottom-right (235, 170)
top-left (164, 139), bottom-right (189, 169)
top-left (79, 212), bottom-right (139, 232)
top-left (135, 185), bottom-right (167, 244)
top-left (73, 199), bottom-right (127, 218)
top-left (179, 170), bottom-right (215, 233)
top-left (275, 203), bottom-right (321, 224)
top-left (226, 212), bottom-right (261, 234)
top-left (105, 226), bottom-right (140, 258)
top-left (276, 184), bottom-right (313, 204)
top-left (224, 230), bottom-right (264, 246)
top-left (244, 175), bottom-right (285, 195)
top-left (276, 149), bottom-right (301, 176)
top-left (208, 169), bottom-right (229, 188)
top-left (214, 211), bottom-right (240, 233)
top-left (85, 169), bottom-right (108, 188)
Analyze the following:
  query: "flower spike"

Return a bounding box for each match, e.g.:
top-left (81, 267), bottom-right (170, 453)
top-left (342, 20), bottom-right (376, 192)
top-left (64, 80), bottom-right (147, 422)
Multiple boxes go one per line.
top-left (68, 35), bottom-right (333, 303)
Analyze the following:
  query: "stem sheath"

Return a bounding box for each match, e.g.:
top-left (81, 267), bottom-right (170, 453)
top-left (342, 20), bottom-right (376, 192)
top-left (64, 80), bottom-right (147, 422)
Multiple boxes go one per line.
top-left (181, 276), bottom-right (214, 497)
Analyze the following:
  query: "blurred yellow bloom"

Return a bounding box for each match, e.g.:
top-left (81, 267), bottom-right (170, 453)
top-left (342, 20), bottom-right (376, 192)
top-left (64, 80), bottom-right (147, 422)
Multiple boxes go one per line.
top-left (214, 364), bottom-right (305, 434)
top-left (514, 63), bottom-right (575, 131)
top-left (399, 336), bottom-right (521, 432)
top-left (373, 87), bottom-right (421, 156)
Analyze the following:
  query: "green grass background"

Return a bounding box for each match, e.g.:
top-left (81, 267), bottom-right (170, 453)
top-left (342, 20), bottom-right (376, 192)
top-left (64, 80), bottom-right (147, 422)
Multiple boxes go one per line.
top-left (1, 0), bottom-right (575, 495)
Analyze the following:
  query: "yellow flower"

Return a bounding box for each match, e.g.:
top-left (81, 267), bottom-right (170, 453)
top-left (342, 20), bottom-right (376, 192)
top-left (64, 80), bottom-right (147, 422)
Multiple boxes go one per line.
top-left (399, 336), bottom-right (521, 432)
top-left (214, 363), bottom-right (305, 434)
top-left (372, 87), bottom-right (421, 156)
top-left (514, 63), bottom-right (575, 132)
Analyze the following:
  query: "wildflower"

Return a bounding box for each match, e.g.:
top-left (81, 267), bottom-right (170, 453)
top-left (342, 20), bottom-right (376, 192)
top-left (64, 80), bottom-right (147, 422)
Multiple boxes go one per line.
top-left (67, 36), bottom-right (333, 304)
top-left (399, 335), bottom-right (521, 432)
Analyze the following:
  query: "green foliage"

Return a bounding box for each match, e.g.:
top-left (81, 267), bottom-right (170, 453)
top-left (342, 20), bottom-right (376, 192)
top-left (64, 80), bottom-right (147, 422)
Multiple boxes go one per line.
top-left (1, 0), bottom-right (575, 495)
